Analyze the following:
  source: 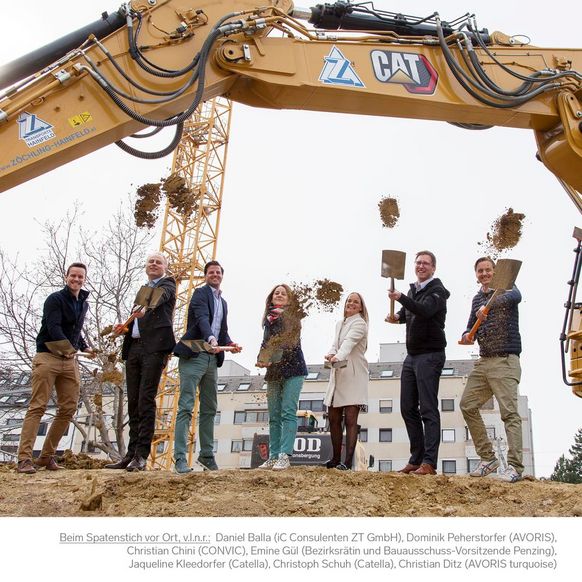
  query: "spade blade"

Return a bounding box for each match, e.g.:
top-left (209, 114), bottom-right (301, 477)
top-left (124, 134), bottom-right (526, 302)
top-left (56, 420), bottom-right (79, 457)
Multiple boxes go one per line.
top-left (381, 250), bottom-right (406, 279)
top-left (490, 259), bottom-right (522, 290)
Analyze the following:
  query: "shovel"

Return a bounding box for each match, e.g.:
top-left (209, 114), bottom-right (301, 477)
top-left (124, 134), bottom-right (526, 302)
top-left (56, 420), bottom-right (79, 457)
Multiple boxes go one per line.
top-left (381, 250), bottom-right (406, 319)
top-left (113, 285), bottom-right (165, 336)
top-left (459, 258), bottom-right (522, 344)
top-left (181, 339), bottom-right (239, 353)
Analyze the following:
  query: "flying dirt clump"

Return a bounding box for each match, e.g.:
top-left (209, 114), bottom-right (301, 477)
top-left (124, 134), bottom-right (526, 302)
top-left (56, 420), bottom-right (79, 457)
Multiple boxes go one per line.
top-left (162, 173), bottom-right (197, 218)
top-left (291, 279), bottom-right (344, 319)
top-left (134, 183), bottom-right (162, 228)
top-left (378, 196), bottom-right (400, 228)
top-left (134, 173), bottom-right (197, 228)
top-left (480, 207), bottom-right (525, 256)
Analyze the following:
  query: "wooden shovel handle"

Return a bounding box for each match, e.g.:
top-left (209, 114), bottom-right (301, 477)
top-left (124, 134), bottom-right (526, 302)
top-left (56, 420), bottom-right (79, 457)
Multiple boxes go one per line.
top-left (458, 289), bottom-right (501, 345)
top-left (389, 277), bottom-right (395, 318)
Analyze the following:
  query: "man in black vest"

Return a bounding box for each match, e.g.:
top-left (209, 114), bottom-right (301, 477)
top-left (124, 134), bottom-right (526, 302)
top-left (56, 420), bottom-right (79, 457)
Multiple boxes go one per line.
top-left (106, 252), bottom-right (176, 472)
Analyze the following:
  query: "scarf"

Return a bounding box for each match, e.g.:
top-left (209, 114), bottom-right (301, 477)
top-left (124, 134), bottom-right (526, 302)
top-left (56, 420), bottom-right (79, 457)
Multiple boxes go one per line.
top-left (267, 304), bottom-right (285, 324)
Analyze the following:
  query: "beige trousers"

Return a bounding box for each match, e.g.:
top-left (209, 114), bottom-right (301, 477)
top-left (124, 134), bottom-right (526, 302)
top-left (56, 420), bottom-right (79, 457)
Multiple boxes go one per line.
top-left (460, 354), bottom-right (523, 474)
top-left (17, 352), bottom-right (80, 462)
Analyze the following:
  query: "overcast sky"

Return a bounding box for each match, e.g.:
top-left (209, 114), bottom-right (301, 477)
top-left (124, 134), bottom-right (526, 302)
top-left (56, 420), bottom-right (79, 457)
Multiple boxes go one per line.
top-left (0, 0), bottom-right (580, 479)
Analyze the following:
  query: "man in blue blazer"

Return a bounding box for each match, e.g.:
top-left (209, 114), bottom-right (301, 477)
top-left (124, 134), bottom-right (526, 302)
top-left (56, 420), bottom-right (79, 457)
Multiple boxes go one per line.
top-left (173, 260), bottom-right (241, 472)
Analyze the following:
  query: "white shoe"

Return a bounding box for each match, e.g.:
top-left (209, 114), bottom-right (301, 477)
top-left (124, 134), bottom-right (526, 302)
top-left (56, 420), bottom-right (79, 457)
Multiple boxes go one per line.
top-left (491, 465), bottom-right (522, 483)
top-left (272, 453), bottom-right (290, 471)
top-left (258, 458), bottom-right (278, 469)
top-left (469, 458), bottom-right (500, 477)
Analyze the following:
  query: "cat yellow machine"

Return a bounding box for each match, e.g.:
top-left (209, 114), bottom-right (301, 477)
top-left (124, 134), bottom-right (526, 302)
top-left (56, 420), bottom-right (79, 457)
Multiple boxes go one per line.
top-left (0, 0), bottom-right (582, 394)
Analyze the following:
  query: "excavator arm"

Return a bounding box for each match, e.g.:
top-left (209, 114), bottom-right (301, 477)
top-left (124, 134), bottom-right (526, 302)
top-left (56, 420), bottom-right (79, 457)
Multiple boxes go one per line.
top-left (1, 0), bottom-right (582, 394)
top-left (1, 0), bottom-right (582, 200)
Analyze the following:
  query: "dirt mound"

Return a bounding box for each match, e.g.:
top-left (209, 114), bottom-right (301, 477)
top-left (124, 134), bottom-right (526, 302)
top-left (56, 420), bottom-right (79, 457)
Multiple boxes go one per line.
top-left (1, 466), bottom-right (580, 517)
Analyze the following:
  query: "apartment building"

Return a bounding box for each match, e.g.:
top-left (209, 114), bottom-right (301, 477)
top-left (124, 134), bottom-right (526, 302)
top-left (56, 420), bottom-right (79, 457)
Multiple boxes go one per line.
top-left (0, 344), bottom-right (535, 475)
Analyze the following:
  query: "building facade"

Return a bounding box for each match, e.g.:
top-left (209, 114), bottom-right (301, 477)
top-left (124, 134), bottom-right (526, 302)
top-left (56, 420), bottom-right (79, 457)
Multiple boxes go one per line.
top-left (1, 344), bottom-right (535, 475)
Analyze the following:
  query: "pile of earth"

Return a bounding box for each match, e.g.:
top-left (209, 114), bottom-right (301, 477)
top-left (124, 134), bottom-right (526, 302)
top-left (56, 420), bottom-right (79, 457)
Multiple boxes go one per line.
top-left (0, 465), bottom-right (580, 517)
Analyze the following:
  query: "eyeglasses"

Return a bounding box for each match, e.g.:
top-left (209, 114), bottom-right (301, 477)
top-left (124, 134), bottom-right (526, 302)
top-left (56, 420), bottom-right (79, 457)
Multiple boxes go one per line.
top-left (415, 261), bottom-right (433, 267)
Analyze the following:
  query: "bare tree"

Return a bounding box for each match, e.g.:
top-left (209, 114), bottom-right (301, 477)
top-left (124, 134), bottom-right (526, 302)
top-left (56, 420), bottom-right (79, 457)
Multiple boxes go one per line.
top-left (0, 199), bottom-right (153, 459)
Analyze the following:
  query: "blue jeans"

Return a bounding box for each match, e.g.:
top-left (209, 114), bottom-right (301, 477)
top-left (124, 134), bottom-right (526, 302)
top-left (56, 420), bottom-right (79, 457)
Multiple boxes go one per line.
top-left (174, 354), bottom-right (218, 460)
top-left (267, 376), bottom-right (304, 457)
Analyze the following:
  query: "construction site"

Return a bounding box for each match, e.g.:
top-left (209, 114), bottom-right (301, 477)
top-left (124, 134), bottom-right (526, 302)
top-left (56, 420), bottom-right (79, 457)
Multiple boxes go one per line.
top-left (0, 0), bottom-right (581, 532)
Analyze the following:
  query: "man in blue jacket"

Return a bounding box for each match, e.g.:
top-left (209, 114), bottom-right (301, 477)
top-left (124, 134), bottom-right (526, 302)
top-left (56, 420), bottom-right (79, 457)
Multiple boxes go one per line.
top-left (459, 257), bottom-right (523, 482)
top-left (17, 263), bottom-right (91, 474)
top-left (387, 250), bottom-right (450, 476)
top-left (173, 261), bottom-right (241, 473)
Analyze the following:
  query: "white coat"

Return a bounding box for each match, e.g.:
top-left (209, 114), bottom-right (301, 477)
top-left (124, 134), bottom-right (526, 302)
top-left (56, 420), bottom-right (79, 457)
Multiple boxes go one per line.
top-left (324, 314), bottom-right (369, 407)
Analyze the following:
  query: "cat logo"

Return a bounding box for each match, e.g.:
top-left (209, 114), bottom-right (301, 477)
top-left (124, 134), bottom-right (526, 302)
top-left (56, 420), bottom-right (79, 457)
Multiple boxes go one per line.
top-left (370, 50), bottom-right (438, 95)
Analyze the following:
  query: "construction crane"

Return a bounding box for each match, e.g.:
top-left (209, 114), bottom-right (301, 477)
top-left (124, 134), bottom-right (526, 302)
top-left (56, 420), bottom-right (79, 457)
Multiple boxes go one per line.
top-left (150, 97), bottom-right (233, 470)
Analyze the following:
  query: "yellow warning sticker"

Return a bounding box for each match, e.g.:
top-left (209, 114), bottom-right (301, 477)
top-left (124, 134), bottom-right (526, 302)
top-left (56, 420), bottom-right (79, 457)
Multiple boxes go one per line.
top-left (68, 112), bottom-right (93, 127)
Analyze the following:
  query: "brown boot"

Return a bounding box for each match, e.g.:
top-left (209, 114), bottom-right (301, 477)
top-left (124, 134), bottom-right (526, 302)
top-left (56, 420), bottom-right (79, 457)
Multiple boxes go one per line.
top-left (398, 463), bottom-right (420, 474)
top-left (36, 456), bottom-right (63, 471)
top-left (17, 459), bottom-right (37, 474)
top-left (412, 463), bottom-right (436, 475)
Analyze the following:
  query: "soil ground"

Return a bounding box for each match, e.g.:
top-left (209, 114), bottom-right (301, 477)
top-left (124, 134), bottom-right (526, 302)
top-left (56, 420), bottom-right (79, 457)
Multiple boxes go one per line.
top-left (1, 464), bottom-right (581, 517)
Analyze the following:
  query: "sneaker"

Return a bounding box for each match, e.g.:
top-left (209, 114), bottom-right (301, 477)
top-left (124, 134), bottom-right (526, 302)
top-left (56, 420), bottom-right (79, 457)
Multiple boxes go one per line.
top-left (335, 463), bottom-right (350, 471)
top-left (491, 465), bottom-right (522, 483)
top-left (174, 458), bottom-right (193, 474)
top-left (197, 456), bottom-right (218, 471)
top-left (470, 458), bottom-right (500, 477)
top-left (272, 453), bottom-right (290, 471)
top-left (258, 458), bottom-right (278, 469)
top-left (16, 459), bottom-right (37, 474)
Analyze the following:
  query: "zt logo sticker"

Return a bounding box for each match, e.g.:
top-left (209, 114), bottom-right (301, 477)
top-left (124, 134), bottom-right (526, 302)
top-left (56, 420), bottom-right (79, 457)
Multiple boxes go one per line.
top-left (17, 112), bottom-right (55, 147)
top-left (319, 46), bottom-right (365, 88)
top-left (370, 50), bottom-right (438, 94)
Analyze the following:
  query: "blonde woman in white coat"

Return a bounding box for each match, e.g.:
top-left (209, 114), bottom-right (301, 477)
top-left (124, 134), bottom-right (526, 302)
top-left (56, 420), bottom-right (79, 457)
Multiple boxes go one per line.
top-left (324, 292), bottom-right (369, 470)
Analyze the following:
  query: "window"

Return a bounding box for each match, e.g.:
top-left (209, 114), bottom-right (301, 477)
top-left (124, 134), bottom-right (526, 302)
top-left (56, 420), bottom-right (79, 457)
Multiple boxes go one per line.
top-left (245, 411), bottom-right (269, 423)
top-left (359, 428), bottom-right (368, 443)
top-left (233, 410), bottom-right (268, 424)
top-left (212, 440), bottom-right (218, 453)
top-left (299, 399), bottom-right (324, 412)
top-left (16, 397), bottom-right (27, 404)
top-left (442, 460), bottom-right (457, 475)
top-left (231, 440), bottom-right (242, 453)
top-left (442, 429), bottom-right (455, 443)
top-left (486, 426), bottom-right (496, 440)
top-left (378, 460), bottom-right (392, 472)
top-left (214, 411), bottom-right (221, 425)
top-left (2, 434), bottom-right (19, 442)
top-left (441, 368), bottom-right (454, 376)
top-left (156, 442), bottom-right (165, 454)
top-left (37, 422), bottom-right (48, 436)
top-left (441, 398), bottom-right (455, 412)
top-left (0, 396), bottom-right (9, 403)
top-left (305, 372), bottom-right (319, 381)
top-left (217, 383), bottom-right (226, 392)
top-left (379, 428), bottom-right (393, 442)
top-left (237, 383), bottom-right (251, 391)
top-left (379, 399), bottom-right (393, 413)
top-left (242, 439), bottom-right (254, 452)
top-left (380, 370), bottom-right (394, 378)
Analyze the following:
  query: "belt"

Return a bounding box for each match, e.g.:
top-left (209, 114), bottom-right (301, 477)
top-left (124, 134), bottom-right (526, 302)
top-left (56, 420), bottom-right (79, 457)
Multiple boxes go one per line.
top-left (131, 337), bottom-right (144, 344)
